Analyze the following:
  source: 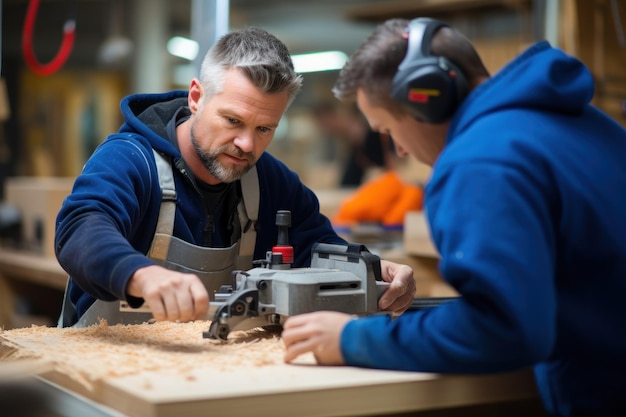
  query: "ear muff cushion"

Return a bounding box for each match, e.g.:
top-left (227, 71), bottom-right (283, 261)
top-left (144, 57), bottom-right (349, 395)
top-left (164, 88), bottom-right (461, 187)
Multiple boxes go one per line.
top-left (390, 18), bottom-right (469, 124)
top-left (391, 56), bottom-right (468, 123)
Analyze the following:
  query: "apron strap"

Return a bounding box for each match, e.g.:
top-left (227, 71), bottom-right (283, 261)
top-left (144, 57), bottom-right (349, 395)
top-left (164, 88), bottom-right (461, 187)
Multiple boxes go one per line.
top-left (236, 165), bottom-right (259, 269)
top-left (147, 149), bottom-right (177, 261)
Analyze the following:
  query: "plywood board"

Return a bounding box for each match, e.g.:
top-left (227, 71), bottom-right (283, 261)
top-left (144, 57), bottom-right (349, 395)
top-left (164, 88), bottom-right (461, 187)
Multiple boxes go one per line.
top-left (403, 211), bottom-right (439, 258)
top-left (0, 321), bottom-right (538, 417)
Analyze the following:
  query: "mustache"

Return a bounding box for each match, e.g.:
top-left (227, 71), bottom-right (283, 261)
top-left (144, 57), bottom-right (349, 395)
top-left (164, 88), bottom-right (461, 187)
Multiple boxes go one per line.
top-left (189, 124), bottom-right (255, 169)
top-left (221, 146), bottom-right (254, 163)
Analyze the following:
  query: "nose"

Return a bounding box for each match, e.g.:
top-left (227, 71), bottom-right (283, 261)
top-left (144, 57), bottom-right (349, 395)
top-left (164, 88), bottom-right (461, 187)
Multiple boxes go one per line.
top-left (233, 132), bottom-right (255, 153)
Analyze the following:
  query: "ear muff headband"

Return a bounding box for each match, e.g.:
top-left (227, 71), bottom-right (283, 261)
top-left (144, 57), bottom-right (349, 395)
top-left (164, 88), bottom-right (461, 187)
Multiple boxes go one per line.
top-left (390, 18), bottom-right (469, 124)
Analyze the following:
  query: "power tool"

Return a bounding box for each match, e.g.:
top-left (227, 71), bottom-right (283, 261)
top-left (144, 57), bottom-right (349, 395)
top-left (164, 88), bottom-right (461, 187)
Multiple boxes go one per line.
top-left (203, 210), bottom-right (390, 340)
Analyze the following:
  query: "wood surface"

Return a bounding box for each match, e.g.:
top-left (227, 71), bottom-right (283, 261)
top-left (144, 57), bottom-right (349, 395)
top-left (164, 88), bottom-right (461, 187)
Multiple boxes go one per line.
top-left (403, 211), bottom-right (439, 258)
top-left (0, 321), bottom-right (539, 417)
top-left (0, 249), bottom-right (68, 328)
top-left (0, 249), bottom-right (68, 290)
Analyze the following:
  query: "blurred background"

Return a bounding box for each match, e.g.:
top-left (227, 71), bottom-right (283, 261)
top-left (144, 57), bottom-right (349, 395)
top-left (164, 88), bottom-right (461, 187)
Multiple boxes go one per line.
top-left (0, 0), bottom-right (625, 329)
top-left (0, 9), bottom-right (624, 415)
top-left (0, 0), bottom-right (622, 191)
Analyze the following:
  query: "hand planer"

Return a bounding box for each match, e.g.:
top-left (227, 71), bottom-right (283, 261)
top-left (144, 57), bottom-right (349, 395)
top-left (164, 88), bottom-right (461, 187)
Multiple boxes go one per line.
top-left (203, 210), bottom-right (390, 340)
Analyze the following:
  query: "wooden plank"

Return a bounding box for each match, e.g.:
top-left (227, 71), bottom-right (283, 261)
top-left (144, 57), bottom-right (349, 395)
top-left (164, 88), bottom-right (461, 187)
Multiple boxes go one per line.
top-left (0, 249), bottom-right (67, 290)
top-left (0, 276), bottom-right (14, 329)
top-left (0, 249), bottom-right (66, 328)
top-left (101, 365), bottom-right (537, 417)
top-left (403, 211), bottom-right (439, 258)
top-left (0, 359), bottom-right (54, 379)
top-left (0, 321), bottom-right (539, 417)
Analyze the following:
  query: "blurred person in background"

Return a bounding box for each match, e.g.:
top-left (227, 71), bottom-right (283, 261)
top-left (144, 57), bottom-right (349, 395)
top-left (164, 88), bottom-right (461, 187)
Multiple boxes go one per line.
top-left (312, 101), bottom-right (394, 187)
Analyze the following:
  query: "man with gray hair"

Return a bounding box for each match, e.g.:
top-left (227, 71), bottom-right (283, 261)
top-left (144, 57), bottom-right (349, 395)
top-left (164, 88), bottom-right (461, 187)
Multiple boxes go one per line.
top-left (56, 27), bottom-right (416, 327)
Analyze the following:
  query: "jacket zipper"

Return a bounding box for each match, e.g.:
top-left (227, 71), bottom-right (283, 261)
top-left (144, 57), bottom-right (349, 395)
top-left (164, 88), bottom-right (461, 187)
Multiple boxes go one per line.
top-left (175, 159), bottom-right (215, 245)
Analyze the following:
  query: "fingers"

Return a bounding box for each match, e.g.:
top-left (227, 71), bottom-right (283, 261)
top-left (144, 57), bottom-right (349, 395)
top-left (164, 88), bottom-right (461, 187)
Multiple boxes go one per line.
top-left (393, 273), bottom-right (417, 312)
top-left (282, 320), bottom-right (318, 363)
top-left (282, 312), bottom-right (350, 365)
top-left (380, 285), bottom-right (415, 313)
top-left (136, 268), bottom-right (209, 322)
top-left (145, 292), bottom-right (167, 322)
top-left (378, 262), bottom-right (416, 313)
top-left (189, 280), bottom-right (210, 320)
top-left (162, 287), bottom-right (183, 321)
top-left (282, 312), bottom-right (311, 330)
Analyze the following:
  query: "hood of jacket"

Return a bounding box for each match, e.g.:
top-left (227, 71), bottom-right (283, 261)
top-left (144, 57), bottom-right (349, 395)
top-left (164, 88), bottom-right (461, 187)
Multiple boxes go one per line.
top-left (447, 41), bottom-right (595, 144)
top-left (118, 90), bottom-right (189, 156)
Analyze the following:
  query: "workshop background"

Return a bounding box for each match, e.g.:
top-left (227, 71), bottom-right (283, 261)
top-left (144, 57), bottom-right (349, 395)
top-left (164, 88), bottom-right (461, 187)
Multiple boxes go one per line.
top-left (0, 2), bottom-right (624, 416)
top-left (0, 0), bottom-right (625, 328)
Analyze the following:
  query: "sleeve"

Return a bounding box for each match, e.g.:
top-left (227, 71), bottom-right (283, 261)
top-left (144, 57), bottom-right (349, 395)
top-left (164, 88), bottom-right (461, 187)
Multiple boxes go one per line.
top-left (254, 153), bottom-right (346, 267)
top-left (55, 136), bottom-right (159, 303)
top-left (340, 160), bottom-right (558, 373)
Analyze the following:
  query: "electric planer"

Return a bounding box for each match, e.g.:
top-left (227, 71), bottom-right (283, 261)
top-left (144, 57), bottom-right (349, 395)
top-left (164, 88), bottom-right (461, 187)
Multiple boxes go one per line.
top-left (203, 210), bottom-right (390, 340)
top-left (203, 210), bottom-right (457, 340)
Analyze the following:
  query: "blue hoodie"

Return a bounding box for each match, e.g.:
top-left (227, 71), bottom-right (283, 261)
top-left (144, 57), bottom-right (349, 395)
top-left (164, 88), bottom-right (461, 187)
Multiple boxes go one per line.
top-left (341, 42), bottom-right (626, 416)
top-left (55, 91), bottom-right (344, 320)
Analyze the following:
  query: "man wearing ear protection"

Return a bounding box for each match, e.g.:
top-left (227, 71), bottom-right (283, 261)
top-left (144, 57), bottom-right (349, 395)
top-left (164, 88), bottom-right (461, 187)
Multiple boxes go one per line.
top-left (282, 18), bottom-right (626, 417)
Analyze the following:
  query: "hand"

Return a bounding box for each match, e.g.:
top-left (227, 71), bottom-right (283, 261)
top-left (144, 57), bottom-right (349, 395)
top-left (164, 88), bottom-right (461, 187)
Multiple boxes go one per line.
top-left (282, 311), bottom-right (352, 365)
top-left (378, 260), bottom-right (415, 314)
top-left (126, 265), bottom-right (210, 322)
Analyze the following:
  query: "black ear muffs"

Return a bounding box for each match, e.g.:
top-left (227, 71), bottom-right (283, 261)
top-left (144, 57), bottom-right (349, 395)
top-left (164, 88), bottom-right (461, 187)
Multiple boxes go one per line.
top-left (390, 18), bottom-right (469, 124)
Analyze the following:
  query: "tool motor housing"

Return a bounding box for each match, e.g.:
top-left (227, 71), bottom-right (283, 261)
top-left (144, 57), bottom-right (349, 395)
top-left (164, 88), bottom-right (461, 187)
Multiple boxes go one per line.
top-left (205, 242), bottom-right (387, 340)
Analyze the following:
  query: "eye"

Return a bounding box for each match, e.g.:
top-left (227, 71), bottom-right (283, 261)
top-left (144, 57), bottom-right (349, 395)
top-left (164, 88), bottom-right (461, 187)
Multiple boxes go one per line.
top-left (226, 117), bottom-right (239, 125)
top-left (258, 126), bottom-right (272, 134)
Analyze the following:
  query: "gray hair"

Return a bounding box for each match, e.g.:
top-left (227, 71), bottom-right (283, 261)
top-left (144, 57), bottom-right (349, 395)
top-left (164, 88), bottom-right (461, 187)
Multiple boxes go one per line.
top-left (199, 27), bottom-right (303, 106)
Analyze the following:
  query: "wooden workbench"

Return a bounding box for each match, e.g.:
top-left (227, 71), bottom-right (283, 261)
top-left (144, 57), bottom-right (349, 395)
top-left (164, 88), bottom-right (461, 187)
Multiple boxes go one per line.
top-left (0, 320), bottom-right (545, 417)
top-left (0, 249), bottom-right (68, 289)
top-left (0, 249), bottom-right (67, 328)
top-left (0, 247), bottom-right (542, 417)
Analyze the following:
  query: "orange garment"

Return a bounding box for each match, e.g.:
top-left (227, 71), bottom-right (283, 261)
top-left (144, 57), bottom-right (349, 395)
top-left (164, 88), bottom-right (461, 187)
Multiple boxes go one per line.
top-left (333, 171), bottom-right (423, 227)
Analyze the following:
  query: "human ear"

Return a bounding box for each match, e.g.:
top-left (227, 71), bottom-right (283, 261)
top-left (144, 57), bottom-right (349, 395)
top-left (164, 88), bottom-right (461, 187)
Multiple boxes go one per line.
top-left (188, 78), bottom-right (203, 114)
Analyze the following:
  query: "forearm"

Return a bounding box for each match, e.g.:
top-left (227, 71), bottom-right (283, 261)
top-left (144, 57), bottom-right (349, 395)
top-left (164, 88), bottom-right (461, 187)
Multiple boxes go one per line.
top-left (55, 212), bottom-right (154, 302)
top-left (341, 299), bottom-right (545, 373)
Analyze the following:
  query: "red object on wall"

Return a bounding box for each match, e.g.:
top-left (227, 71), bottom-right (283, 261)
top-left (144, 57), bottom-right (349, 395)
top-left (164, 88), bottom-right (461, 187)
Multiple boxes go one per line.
top-left (22, 0), bottom-right (76, 76)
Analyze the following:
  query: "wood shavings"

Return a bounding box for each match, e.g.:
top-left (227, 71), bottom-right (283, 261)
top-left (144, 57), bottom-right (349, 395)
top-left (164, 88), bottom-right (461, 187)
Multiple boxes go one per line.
top-left (0, 320), bottom-right (285, 392)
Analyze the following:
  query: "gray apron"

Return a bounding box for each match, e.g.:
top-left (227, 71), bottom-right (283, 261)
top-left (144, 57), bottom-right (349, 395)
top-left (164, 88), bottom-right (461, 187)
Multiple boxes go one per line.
top-left (59, 149), bottom-right (259, 327)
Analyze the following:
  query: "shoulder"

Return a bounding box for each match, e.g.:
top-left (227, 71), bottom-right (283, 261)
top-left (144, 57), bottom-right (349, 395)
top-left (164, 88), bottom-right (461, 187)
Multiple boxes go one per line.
top-left (83, 133), bottom-right (158, 182)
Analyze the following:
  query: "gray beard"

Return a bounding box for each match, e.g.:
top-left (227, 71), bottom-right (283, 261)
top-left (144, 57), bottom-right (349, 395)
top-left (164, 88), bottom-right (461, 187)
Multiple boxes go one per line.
top-left (189, 124), bottom-right (254, 183)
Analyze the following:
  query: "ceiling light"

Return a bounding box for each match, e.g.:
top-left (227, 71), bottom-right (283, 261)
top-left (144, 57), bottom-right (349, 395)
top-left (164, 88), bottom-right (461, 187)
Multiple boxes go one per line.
top-left (166, 36), bottom-right (348, 73)
top-left (291, 51), bottom-right (348, 73)
top-left (98, 36), bottom-right (133, 65)
top-left (167, 36), bottom-right (199, 61)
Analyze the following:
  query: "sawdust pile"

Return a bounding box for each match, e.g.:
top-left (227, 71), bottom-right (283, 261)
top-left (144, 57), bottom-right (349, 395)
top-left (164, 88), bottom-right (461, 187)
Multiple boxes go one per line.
top-left (0, 320), bottom-right (284, 390)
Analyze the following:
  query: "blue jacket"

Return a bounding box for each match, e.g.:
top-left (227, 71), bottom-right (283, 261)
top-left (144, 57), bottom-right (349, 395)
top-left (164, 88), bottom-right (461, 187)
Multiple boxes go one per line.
top-left (341, 41), bottom-right (626, 416)
top-left (55, 91), bottom-right (344, 319)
